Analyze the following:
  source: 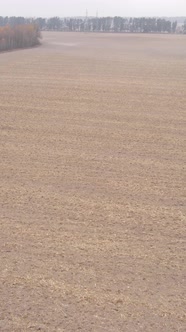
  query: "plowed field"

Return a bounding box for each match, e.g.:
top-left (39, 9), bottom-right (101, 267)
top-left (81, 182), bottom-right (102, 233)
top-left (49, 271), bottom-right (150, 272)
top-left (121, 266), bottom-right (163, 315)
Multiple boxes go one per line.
top-left (0, 32), bottom-right (186, 331)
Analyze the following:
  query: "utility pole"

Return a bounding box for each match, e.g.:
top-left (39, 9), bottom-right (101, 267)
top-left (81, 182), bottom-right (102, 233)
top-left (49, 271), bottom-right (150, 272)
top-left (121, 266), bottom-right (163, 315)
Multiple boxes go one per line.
top-left (85, 8), bottom-right (88, 32)
top-left (96, 9), bottom-right (99, 31)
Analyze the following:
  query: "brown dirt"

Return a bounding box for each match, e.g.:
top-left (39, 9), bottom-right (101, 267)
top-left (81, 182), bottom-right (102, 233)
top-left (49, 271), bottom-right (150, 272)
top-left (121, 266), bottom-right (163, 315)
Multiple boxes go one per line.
top-left (0, 32), bottom-right (186, 331)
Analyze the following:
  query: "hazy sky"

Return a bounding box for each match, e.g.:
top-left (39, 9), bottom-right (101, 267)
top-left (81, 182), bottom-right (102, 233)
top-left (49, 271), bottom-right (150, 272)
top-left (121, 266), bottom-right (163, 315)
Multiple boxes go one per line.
top-left (1, 0), bottom-right (186, 18)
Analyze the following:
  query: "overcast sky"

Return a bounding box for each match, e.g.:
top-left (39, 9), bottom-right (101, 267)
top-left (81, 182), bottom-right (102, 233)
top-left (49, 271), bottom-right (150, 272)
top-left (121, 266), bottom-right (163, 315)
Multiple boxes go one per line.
top-left (1, 0), bottom-right (186, 18)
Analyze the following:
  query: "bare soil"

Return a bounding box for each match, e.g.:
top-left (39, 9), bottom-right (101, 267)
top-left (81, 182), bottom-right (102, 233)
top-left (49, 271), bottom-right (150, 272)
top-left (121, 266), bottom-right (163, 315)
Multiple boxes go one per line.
top-left (0, 32), bottom-right (186, 331)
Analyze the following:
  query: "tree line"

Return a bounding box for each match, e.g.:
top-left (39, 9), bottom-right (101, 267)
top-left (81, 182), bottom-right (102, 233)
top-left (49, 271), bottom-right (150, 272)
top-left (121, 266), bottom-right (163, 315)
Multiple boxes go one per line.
top-left (1, 16), bottom-right (185, 34)
top-left (0, 23), bottom-right (41, 52)
top-left (43, 17), bottom-right (179, 33)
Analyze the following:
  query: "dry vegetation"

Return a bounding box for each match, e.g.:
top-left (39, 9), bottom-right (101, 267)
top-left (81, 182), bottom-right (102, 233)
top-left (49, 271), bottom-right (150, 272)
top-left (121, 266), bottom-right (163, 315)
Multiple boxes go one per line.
top-left (0, 32), bottom-right (186, 331)
top-left (0, 24), bottom-right (41, 52)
